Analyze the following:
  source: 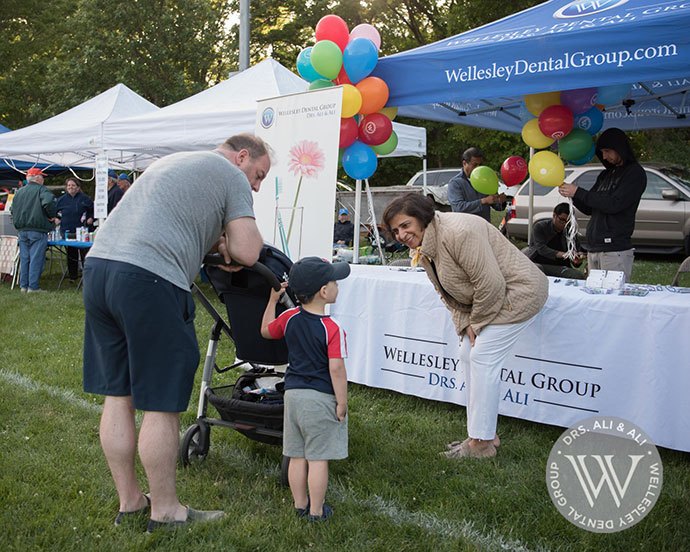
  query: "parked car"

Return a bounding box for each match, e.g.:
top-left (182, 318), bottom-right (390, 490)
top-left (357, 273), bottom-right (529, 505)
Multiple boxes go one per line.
top-left (505, 163), bottom-right (690, 255)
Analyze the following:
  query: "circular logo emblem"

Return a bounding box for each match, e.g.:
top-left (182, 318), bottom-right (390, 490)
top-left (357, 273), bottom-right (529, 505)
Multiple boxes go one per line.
top-left (546, 416), bottom-right (662, 533)
top-left (554, 0), bottom-right (628, 19)
top-left (260, 107), bottom-right (275, 129)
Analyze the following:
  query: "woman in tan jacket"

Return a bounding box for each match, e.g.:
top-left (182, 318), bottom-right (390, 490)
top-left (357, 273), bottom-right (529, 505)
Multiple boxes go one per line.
top-left (383, 193), bottom-right (548, 458)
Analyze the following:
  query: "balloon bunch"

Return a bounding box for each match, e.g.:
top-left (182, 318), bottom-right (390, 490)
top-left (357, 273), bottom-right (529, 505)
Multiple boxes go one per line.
top-left (296, 15), bottom-right (397, 181)
top-left (519, 84), bottom-right (631, 187)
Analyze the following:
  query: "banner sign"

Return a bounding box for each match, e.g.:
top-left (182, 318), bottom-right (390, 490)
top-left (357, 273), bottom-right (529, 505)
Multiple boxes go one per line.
top-left (94, 152), bottom-right (108, 219)
top-left (254, 87), bottom-right (343, 261)
top-left (331, 266), bottom-right (690, 453)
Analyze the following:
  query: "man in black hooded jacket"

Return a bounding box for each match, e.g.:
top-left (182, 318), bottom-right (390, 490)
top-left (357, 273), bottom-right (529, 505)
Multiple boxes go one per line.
top-left (558, 127), bottom-right (646, 281)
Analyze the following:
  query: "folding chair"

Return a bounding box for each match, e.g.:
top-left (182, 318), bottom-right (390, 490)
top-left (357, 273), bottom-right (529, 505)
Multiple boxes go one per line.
top-left (0, 235), bottom-right (20, 290)
top-left (671, 256), bottom-right (690, 287)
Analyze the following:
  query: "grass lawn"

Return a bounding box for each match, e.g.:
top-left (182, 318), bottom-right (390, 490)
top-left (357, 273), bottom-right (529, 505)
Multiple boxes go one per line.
top-left (1, 252), bottom-right (689, 551)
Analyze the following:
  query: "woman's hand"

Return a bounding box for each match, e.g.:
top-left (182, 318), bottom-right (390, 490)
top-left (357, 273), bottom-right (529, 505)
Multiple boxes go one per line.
top-left (466, 326), bottom-right (478, 347)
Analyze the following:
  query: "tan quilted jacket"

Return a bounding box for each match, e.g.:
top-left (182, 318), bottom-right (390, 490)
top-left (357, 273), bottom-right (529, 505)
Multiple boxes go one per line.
top-left (418, 213), bottom-right (548, 336)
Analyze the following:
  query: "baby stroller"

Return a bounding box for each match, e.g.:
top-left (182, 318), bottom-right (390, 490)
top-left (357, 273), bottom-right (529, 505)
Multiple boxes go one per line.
top-left (179, 244), bottom-right (296, 485)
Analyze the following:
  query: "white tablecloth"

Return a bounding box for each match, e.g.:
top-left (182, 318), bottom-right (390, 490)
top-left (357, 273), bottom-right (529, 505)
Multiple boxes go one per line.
top-left (330, 265), bottom-right (690, 452)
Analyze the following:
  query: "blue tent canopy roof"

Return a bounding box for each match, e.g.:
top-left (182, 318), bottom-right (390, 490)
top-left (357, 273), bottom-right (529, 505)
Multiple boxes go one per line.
top-left (374, 0), bottom-right (690, 132)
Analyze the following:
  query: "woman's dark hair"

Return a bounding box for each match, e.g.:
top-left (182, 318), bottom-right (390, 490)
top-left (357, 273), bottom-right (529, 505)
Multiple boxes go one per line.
top-left (64, 177), bottom-right (78, 187)
top-left (382, 193), bottom-right (435, 234)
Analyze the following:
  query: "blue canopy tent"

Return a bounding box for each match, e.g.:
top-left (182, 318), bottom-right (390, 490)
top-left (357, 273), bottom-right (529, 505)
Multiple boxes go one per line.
top-left (374, 0), bottom-right (690, 132)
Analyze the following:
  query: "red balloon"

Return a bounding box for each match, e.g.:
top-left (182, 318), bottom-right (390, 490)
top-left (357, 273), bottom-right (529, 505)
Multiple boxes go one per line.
top-left (538, 105), bottom-right (574, 140)
top-left (500, 156), bottom-right (528, 187)
top-left (315, 15), bottom-right (350, 52)
top-left (339, 117), bottom-right (359, 148)
top-left (335, 65), bottom-right (351, 85)
top-left (358, 113), bottom-right (393, 146)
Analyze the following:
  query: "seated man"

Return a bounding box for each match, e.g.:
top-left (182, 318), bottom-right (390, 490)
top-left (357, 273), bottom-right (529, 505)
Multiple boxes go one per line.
top-left (333, 208), bottom-right (354, 247)
top-left (522, 203), bottom-right (586, 280)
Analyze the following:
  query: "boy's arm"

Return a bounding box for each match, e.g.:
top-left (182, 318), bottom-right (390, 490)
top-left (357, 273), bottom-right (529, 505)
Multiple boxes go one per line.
top-left (329, 358), bottom-right (348, 421)
top-left (260, 285), bottom-right (286, 339)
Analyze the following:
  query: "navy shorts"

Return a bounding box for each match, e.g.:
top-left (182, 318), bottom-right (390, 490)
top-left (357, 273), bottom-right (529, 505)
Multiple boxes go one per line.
top-left (82, 257), bottom-right (200, 412)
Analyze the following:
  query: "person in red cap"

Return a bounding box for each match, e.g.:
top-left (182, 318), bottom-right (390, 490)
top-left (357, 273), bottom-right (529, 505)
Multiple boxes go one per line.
top-left (10, 167), bottom-right (58, 292)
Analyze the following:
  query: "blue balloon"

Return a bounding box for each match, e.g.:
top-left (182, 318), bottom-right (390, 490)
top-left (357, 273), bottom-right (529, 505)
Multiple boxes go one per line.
top-left (568, 143), bottom-right (596, 166)
top-left (596, 83), bottom-right (631, 105)
top-left (343, 38), bottom-right (378, 84)
top-left (342, 141), bottom-right (378, 180)
top-left (574, 106), bottom-right (604, 136)
top-left (296, 47), bottom-right (323, 82)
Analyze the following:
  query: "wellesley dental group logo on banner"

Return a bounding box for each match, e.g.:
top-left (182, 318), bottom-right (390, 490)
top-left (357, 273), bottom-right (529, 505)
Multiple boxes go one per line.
top-left (554, 0), bottom-right (629, 19)
top-left (546, 416), bottom-right (663, 533)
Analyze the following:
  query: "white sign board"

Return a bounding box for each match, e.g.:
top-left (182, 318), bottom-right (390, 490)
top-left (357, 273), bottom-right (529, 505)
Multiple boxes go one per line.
top-left (94, 153), bottom-right (109, 219)
top-left (254, 87), bottom-right (342, 261)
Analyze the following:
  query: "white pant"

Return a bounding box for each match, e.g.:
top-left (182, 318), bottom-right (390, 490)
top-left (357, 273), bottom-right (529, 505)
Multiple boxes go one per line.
top-left (459, 317), bottom-right (536, 440)
top-left (588, 249), bottom-right (634, 282)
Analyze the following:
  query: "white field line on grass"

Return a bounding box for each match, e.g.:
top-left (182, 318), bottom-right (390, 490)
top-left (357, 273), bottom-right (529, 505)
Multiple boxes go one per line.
top-left (3, 369), bottom-right (546, 552)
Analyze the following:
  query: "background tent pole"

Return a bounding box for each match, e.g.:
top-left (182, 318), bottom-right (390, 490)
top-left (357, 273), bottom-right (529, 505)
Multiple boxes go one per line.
top-left (353, 178), bottom-right (362, 264)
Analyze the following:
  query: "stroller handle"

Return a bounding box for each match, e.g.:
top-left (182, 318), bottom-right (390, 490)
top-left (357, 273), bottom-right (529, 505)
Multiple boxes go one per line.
top-left (203, 254), bottom-right (295, 308)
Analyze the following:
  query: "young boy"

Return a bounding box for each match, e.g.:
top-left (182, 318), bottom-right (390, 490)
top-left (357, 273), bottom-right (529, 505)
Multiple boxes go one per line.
top-left (260, 256), bottom-right (350, 522)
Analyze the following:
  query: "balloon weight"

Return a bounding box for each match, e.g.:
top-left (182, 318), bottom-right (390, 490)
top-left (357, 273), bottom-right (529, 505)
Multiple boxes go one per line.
top-left (469, 166), bottom-right (499, 195)
top-left (521, 119), bottom-right (554, 149)
top-left (500, 156), bottom-right (528, 187)
top-left (528, 151), bottom-right (565, 187)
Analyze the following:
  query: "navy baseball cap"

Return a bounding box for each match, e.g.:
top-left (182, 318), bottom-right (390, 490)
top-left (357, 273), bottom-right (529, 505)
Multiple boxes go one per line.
top-left (289, 257), bottom-right (350, 295)
top-left (118, 172), bottom-right (130, 181)
top-left (108, 169), bottom-right (117, 178)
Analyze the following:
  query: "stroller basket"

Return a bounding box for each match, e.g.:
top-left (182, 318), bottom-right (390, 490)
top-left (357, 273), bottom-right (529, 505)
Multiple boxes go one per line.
top-left (206, 371), bottom-right (284, 446)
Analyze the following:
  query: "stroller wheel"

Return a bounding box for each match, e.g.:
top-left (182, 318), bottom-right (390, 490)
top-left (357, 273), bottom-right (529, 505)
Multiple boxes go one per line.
top-left (280, 455), bottom-right (290, 487)
top-left (180, 423), bottom-right (209, 466)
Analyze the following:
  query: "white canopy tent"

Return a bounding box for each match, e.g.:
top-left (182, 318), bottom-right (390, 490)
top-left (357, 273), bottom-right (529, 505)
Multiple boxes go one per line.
top-left (104, 58), bottom-right (426, 159)
top-left (0, 84), bottom-right (159, 170)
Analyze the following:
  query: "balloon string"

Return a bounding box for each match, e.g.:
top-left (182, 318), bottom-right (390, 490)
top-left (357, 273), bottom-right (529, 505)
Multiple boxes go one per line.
top-left (564, 199), bottom-right (579, 261)
top-left (287, 175), bottom-right (303, 242)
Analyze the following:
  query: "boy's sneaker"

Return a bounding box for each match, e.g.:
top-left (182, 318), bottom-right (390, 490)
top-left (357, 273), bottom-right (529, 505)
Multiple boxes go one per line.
top-left (307, 503), bottom-right (333, 522)
top-left (295, 499), bottom-right (310, 518)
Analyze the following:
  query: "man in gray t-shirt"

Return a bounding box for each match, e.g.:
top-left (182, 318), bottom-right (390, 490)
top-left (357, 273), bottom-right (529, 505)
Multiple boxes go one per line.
top-left (82, 134), bottom-right (270, 531)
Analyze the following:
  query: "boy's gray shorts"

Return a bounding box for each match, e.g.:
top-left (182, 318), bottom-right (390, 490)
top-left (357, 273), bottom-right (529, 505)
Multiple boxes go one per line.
top-left (283, 388), bottom-right (348, 461)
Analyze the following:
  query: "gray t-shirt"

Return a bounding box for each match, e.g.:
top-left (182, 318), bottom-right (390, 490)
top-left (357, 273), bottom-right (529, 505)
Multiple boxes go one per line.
top-left (89, 151), bottom-right (255, 290)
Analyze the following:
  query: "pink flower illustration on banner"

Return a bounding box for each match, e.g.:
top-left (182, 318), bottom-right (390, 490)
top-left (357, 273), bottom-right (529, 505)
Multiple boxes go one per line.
top-left (286, 140), bottom-right (325, 240)
top-left (288, 140), bottom-right (325, 178)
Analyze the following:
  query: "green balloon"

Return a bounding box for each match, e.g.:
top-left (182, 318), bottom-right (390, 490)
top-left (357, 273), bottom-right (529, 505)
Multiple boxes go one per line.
top-left (559, 128), bottom-right (594, 161)
top-left (309, 79), bottom-right (334, 90)
top-left (310, 40), bottom-right (343, 80)
top-left (469, 166), bottom-right (499, 195)
top-left (371, 131), bottom-right (398, 156)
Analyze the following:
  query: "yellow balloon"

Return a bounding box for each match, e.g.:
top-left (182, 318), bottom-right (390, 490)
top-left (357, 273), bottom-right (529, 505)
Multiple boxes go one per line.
top-left (521, 119), bottom-right (554, 150)
top-left (379, 106), bottom-right (398, 121)
top-left (524, 91), bottom-right (561, 116)
top-left (341, 84), bottom-right (362, 118)
top-left (528, 151), bottom-right (565, 187)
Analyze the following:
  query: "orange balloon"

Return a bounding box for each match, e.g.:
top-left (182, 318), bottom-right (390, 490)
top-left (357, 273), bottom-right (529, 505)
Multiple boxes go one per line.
top-left (356, 77), bottom-right (389, 115)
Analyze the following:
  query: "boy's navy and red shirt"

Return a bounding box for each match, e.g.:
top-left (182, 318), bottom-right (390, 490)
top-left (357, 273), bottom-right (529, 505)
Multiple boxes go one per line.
top-left (267, 307), bottom-right (347, 395)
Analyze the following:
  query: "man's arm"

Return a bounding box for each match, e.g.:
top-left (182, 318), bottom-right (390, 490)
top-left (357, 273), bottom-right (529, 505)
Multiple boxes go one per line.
top-left (447, 175), bottom-right (489, 214)
top-left (222, 216), bottom-right (263, 267)
top-left (573, 165), bottom-right (646, 214)
top-left (532, 221), bottom-right (561, 260)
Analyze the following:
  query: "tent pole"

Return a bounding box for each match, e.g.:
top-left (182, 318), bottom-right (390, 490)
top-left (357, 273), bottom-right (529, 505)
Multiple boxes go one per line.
top-left (239, 0), bottom-right (250, 71)
top-left (364, 179), bottom-right (385, 265)
top-left (353, 178), bottom-right (362, 264)
top-left (527, 147), bottom-right (534, 245)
